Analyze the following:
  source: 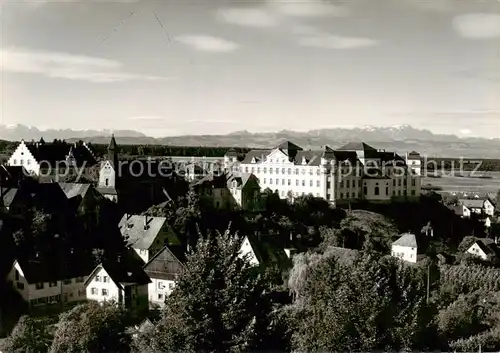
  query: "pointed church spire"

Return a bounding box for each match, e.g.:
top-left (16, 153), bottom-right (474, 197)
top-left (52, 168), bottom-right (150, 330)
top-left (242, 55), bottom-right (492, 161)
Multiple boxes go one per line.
top-left (108, 134), bottom-right (118, 168)
top-left (108, 134), bottom-right (117, 151)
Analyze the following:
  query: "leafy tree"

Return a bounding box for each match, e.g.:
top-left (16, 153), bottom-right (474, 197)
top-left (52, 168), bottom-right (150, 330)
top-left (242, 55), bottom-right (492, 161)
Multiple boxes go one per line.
top-left (136, 227), bottom-right (283, 352)
top-left (3, 315), bottom-right (53, 353)
top-left (287, 251), bottom-right (436, 352)
top-left (50, 301), bottom-right (131, 353)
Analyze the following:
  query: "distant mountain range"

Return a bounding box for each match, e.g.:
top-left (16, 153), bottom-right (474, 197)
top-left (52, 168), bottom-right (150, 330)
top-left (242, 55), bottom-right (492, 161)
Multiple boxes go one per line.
top-left (1, 124), bottom-right (499, 159)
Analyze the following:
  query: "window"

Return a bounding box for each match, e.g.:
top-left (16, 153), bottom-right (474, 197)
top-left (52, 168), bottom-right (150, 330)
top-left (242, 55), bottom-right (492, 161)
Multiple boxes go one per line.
top-left (103, 276), bottom-right (109, 283)
top-left (302, 180), bottom-right (305, 186)
top-left (263, 167), bottom-right (267, 173)
top-left (275, 178), bottom-right (278, 185)
top-left (296, 180), bottom-right (299, 186)
top-left (327, 193), bottom-right (331, 200)
top-left (386, 187), bottom-right (389, 195)
top-left (364, 186), bottom-right (368, 195)
top-left (245, 167), bottom-right (249, 173)
top-left (393, 179), bottom-right (396, 186)
top-left (352, 192), bottom-right (355, 198)
top-left (398, 179), bottom-right (402, 186)
top-left (282, 179), bottom-right (285, 185)
top-left (374, 183), bottom-right (380, 195)
top-left (13, 159), bottom-right (17, 165)
top-left (340, 180), bottom-right (343, 188)
top-left (95, 275), bottom-right (101, 282)
top-left (282, 168), bottom-right (285, 174)
top-left (270, 168), bottom-right (273, 174)
top-left (288, 179), bottom-right (291, 186)
top-left (316, 180), bottom-right (320, 187)
top-left (251, 167), bottom-right (254, 173)
top-left (270, 179), bottom-right (273, 184)
top-left (102, 289), bottom-right (108, 296)
top-left (158, 293), bottom-right (164, 300)
top-left (105, 178), bottom-right (109, 186)
top-left (340, 193), bottom-right (343, 199)
top-left (158, 281), bottom-right (165, 289)
top-left (15, 270), bottom-right (19, 281)
top-left (20, 160), bottom-right (24, 165)
top-left (263, 178), bottom-right (267, 184)
top-left (412, 178), bottom-right (416, 186)
top-left (49, 281), bottom-right (57, 287)
top-left (27, 159), bottom-right (31, 165)
top-left (295, 169), bottom-right (299, 175)
top-left (91, 287), bottom-right (98, 295)
top-left (403, 179), bottom-right (407, 186)
top-left (76, 277), bottom-right (84, 283)
top-left (275, 168), bottom-right (279, 174)
top-left (287, 168), bottom-right (291, 174)
top-left (17, 282), bottom-right (24, 290)
top-left (411, 190), bottom-right (416, 196)
top-left (346, 180), bottom-right (350, 188)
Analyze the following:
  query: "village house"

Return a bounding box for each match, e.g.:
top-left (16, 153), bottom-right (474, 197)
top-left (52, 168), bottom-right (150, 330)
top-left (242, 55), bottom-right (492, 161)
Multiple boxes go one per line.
top-left (6, 254), bottom-right (91, 307)
top-left (453, 203), bottom-right (472, 218)
top-left (225, 141), bottom-right (421, 204)
top-left (192, 171), bottom-right (261, 210)
top-left (118, 214), bottom-right (180, 264)
top-left (466, 238), bottom-right (500, 261)
top-left (239, 234), bottom-right (290, 268)
top-left (458, 199), bottom-right (495, 217)
top-left (7, 139), bottom-right (98, 178)
top-left (84, 251), bottom-right (151, 313)
top-left (391, 233), bottom-right (418, 263)
top-left (143, 245), bottom-right (185, 307)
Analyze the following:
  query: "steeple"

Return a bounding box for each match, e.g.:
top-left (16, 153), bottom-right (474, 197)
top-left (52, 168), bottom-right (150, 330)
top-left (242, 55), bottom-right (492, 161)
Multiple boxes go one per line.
top-left (108, 134), bottom-right (118, 168)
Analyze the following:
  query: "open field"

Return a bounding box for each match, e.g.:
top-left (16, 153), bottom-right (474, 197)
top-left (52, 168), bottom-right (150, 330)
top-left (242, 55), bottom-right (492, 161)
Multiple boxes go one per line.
top-left (422, 172), bottom-right (500, 193)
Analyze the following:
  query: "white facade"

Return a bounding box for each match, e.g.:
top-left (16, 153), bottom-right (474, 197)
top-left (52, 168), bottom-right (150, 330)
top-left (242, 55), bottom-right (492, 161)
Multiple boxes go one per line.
top-left (148, 278), bottom-right (176, 307)
top-left (226, 142), bottom-right (421, 204)
top-left (7, 141), bottom-right (39, 175)
top-left (467, 243), bottom-right (489, 261)
top-left (85, 267), bottom-right (121, 303)
top-left (85, 266), bottom-right (149, 310)
top-left (7, 261), bottom-right (87, 306)
top-left (239, 236), bottom-right (260, 266)
top-left (484, 200), bottom-right (495, 216)
top-left (391, 244), bottom-right (418, 263)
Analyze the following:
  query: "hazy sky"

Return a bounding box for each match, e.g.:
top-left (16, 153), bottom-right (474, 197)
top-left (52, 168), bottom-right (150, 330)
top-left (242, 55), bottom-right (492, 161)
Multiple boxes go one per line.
top-left (1, 0), bottom-right (499, 137)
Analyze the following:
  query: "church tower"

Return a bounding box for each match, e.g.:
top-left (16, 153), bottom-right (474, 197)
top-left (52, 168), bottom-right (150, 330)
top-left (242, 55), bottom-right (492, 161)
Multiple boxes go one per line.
top-left (97, 134), bottom-right (119, 202)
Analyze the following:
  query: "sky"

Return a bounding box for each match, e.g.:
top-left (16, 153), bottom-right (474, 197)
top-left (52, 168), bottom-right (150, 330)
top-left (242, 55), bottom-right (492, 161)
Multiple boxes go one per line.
top-left (0, 0), bottom-right (499, 137)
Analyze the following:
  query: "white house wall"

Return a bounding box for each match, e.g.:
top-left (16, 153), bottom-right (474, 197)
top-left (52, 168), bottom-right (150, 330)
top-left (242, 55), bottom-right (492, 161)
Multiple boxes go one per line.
top-left (86, 267), bottom-right (121, 304)
top-left (7, 261), bottom-right (87, 305)
top-left (239, 237), bottom-right (259, 265)
top-left (467, 243), bottom-right (489, 260)
top-left (391, 244), bottom-right (417, 263)
top-left (7, 141), bottom-right (40, 175)
top-left (148, 278), bottom-right (176, 307)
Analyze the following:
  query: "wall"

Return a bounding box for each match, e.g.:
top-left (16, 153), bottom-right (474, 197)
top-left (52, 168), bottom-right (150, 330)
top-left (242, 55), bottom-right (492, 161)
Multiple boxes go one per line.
top-left (239, 237), bottom-right (259, 265)
top-left (148, 278), bottom-right (176, 307)
top-left (391, 245), bottom-right (417, 263)
top-left (86, 267), bottom-right (121, 304)
top-left (7, 262), bottom-right (87, 306)
top-left (467, 243), bottom-right (488, 260)
top-left (98, 161), bottom-right (116, 189)
top-left (7, 141), bottom-right (40, 175)
top-left (363, 179), bottom-right (391, 201)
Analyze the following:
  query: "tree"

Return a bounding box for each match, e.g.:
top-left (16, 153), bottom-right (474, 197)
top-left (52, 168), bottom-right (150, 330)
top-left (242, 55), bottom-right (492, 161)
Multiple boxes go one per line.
top-left (3, 315), bottom-right (53, 353)
top-left (287, 251), bottom-right (437, 352)
top-left (50, 301), bottom-right (131, 353)
top-left (136, 227), bottom-right (283, 352)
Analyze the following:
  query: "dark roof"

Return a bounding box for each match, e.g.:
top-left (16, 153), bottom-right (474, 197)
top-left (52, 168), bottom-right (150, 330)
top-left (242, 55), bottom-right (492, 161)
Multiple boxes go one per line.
top-left (15, 254), bottom-right (94, 284)
top-left (143, 245), bottom-right (185, 281)
top-left (337, 142), bottom-right (377, 151)
top-left (1, 187), bottom-right (19, 208)
top-left (23, 141), bottom-right (97, 168)
top-left (225, 148), bottom-right (238, 157)
top-left (85, 249), bottom-right (151, 288)
top-left (58, 182), bottom-right (91, 200)
top-left (0, 166), bottom-right (30, 185)
top-left (30, 182), bottom-right (71, 213)
top-left (474, 238), bottom-right (500, 258)
top-left (108, 135), bottom-right (117, 151)
top-left (245, 234), bottom-right (291, 267)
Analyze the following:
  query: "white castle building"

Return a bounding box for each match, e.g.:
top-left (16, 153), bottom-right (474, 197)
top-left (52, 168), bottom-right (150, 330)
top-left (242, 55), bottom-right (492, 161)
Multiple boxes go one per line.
top-left (224, 141), bottom-right (421, 204)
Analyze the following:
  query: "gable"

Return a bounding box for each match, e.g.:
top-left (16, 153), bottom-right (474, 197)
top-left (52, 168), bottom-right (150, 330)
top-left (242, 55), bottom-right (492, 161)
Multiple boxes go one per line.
top-left (240, 237), bottom-right (259, 264)
top-left (265, 149), bottom-right (290, 164)
top-left (467, 243), bottom-right (488, 257)
top-left (144, 246), bottom-right (185, 281)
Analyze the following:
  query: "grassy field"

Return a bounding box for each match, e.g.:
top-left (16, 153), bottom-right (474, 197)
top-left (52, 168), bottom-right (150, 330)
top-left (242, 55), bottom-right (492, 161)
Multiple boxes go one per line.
top-left (422, 172), bottom-right (500, 193)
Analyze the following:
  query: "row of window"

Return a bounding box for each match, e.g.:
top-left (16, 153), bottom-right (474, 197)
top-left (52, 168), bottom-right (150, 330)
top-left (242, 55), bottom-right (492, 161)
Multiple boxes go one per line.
top-left (157, 281), bottom-right (175, 290)
top-left (244, 166), bottom-right (321, 176)
top-left (262, 178), bottom-right (321, 187)
top-left (95, 275), bottom-right (110, 283)
top-left (11, 159), bottom-right (32, 166)
top-left (32, 277), bottom-right (85, 290)
top-left (91, 288), bottom-right (109, 296)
